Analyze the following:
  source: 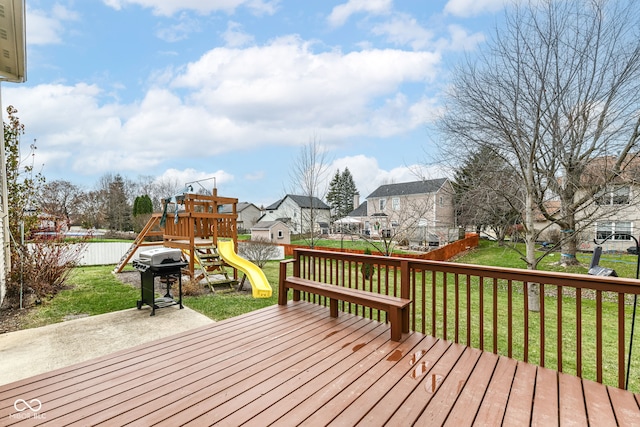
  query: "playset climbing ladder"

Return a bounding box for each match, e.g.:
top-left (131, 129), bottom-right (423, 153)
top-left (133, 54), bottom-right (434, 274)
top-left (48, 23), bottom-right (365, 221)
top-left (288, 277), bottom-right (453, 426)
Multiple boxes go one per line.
top-left (191, 244), bottom-right (234, 292)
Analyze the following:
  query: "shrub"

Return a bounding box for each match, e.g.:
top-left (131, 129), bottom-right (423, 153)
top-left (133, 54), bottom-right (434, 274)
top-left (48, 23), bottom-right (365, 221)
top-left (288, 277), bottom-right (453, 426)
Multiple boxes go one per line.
top-left (239, 238), bottom-right (280, 268)
top-left (361, 247), bottom-right (374, 280)
top-left (5, 236), bottom-right (89, 308)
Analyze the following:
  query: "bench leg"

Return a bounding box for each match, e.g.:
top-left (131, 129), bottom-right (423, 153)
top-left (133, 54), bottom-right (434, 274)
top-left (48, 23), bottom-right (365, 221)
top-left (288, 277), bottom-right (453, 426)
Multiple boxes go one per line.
top-left (293, 289), bottom-right (301, 301)
top-left (402, 306), bottom-right (409, 333)
top-left (330, 298), bottom-right (338, 317)
top-left (389, 307), bottom-right (403, 342)
top-left (278, 286), bottom-right (287, 305)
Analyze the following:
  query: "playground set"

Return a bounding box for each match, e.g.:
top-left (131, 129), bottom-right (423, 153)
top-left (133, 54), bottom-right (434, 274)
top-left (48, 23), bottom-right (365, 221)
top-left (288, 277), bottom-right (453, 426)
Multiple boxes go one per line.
top-left (113, 188), bottom-right (272, 299)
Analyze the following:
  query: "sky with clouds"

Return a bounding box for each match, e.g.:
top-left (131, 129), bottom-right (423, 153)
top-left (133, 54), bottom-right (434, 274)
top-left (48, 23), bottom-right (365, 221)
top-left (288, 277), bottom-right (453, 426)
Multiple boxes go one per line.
top-left (4, 0), bottom-right (507, 207)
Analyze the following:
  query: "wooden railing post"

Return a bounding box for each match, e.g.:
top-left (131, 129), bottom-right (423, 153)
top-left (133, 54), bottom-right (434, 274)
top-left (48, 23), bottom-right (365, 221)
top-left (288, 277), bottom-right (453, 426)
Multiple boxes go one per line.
top-left (400, 260), bottom-right (410, 300)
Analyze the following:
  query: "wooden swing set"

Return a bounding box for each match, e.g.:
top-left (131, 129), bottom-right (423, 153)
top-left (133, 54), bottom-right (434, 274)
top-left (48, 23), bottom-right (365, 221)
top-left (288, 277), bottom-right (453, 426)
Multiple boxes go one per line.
top-left (113, 188), bottom-right (239, 286)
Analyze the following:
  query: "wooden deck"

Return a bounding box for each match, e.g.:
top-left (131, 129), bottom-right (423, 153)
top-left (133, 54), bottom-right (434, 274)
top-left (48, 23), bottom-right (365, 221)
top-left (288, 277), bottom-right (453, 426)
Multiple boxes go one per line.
top-left (1, 302), bottom-right (639, 426)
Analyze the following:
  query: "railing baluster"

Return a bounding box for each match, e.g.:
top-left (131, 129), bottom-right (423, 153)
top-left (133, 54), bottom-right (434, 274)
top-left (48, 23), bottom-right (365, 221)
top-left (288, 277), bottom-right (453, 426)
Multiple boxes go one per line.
top-left (558, 285), bottom-right (562, 373)
top-left (524, 281), bottom-right (529, 363)
top-left (479, 277), bottom-right (484, 351)
top-left (576, 287), bottom-right (582, 378)
top-left (421, 270), bottom-right (426, 335)
top-left (540, 283), bottom-right (545, 367)
top-left (508, 279), bottom-right (513, 358)
top-left (493, 277), bottom-right (498, 354)
top-left (596, 290), bottom-right (603, 383)
top-left (466, 275), bottom-right (471, 346)
top-left (455, 274), bottom-right (460, 344)
top-left (432, 270), bottom-right (437, 337)
top-left (443, 273), bottom-right (448, 341)
top-left (618, 292), bottom-right (625, 389)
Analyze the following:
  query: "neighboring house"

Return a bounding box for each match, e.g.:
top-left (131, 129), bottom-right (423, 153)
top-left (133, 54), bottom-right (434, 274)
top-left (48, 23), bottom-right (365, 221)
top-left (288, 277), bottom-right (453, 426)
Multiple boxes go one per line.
top-left (574, 156), bottom-right (640, 252)
top-left (250, 221), bottom-right (291, 244)
top-left (525, 155), bottom-right (640, 253)
top-left (220, 202), bottom-right (261, 233)
top-left (358, 178), bottom-right (456, 245)
top-left (259, 195), bottom-right (331, 235)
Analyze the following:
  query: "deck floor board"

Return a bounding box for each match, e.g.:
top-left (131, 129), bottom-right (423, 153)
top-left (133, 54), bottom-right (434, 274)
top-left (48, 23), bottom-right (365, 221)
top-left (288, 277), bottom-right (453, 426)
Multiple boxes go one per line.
top-left (2, 301), bottom-right (639, 426)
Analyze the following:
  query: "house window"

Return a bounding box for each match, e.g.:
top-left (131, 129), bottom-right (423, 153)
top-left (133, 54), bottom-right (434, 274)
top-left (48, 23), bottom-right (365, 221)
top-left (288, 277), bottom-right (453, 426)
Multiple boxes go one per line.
top-left (392, 198), bottom-right (400, 211)
top-left (277, 230), bottom-right (284, 239)
top-left (596, 221), bottom-right (632, 241)
top-left (379, 199), bottom-right (386, 210)
top-left (439, 196), bottom-right (444, 207)
top-left (596, 186), bottom-right (630, 205)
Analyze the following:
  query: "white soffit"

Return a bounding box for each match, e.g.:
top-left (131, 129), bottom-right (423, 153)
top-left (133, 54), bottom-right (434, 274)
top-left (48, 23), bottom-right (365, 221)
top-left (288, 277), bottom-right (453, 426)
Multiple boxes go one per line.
top-left (0, 0), bottom-right (25, 83)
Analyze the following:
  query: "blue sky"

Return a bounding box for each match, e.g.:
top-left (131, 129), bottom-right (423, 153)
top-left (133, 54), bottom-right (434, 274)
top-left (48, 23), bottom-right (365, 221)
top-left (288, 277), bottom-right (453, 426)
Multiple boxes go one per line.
top-left (3, 0), bottom-right (507, 207)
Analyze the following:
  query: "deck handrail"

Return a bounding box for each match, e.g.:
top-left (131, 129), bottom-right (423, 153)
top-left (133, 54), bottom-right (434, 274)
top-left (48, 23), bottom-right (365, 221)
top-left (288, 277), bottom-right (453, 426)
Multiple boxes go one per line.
top-left (280, 248), bottom-right (640, 391)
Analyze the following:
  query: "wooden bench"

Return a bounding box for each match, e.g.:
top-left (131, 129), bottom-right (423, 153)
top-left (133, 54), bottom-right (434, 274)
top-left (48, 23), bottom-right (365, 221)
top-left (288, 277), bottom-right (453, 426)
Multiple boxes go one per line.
top-left (279, 276), bottom-right (412, 341)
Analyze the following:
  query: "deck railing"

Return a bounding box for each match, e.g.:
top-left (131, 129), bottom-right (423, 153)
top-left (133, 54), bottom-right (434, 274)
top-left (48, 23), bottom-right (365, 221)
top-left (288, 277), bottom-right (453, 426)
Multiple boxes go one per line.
top-left (280, 248), bottom-right (640, 391)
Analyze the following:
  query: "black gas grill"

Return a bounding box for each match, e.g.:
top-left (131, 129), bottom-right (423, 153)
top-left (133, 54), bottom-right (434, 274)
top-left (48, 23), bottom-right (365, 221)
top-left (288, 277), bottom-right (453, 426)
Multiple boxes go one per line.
top-left (133, 248), bottom-right (187, 316)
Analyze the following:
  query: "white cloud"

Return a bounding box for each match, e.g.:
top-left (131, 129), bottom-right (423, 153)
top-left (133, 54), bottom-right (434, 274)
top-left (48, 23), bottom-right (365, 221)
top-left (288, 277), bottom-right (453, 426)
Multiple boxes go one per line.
top-left (171, 36), bottom-right (438, 134)
top-left (443, 0), bottom-right (506, 17)
top-left (441, 25), bottom-right (485, 51)
top-left (156, 13), bottom-right (201, 42)
top-left (27, 4), bottom-right (79, 45)
top-left (327, 0), bottom-right (393, 28)
top-left (4, 36), bottom-right (438, 181)
top-left (329, 155), bottom-right (435, 198)
top-left (155, 168), bottom-right (234, 188)
top-left (371, 13), bottom-right (433, 51)
top-left (102, 0), bottom-right (278, 17)
top-left (221, 21), bottom-right (255, 48)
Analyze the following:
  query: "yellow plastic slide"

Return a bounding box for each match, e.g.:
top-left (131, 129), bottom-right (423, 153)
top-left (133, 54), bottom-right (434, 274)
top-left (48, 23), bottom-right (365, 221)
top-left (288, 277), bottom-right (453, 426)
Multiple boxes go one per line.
top-left (217, 240), bottom-right (272, 298)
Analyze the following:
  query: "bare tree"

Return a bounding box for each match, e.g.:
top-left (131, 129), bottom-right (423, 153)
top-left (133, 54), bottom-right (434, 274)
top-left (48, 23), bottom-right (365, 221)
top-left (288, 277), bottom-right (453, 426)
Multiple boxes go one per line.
top-left (288, 136), bottom-right (332, 248)
top-left (440, 0), bottom-right (640, 272)
top-left (240, 238), bottom-right (280, 268)
top-left (35, 180), bottom-right (83, 226)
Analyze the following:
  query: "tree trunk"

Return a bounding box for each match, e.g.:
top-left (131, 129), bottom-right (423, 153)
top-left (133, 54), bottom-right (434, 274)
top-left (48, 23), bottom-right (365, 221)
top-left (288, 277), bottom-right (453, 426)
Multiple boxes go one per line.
top-left (525, 178), bottom-right (540, 312)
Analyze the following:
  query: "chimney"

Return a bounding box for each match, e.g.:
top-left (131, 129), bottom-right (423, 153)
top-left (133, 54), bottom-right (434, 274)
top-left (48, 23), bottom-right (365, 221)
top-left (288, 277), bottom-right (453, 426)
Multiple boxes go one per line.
top-left (353, 193), bottom-right (360, 209)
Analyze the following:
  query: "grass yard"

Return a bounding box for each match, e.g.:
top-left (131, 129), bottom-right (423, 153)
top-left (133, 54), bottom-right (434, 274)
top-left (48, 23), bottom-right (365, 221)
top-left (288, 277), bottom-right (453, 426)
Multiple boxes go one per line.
top-left (20, 266), bottom-right (142, 329)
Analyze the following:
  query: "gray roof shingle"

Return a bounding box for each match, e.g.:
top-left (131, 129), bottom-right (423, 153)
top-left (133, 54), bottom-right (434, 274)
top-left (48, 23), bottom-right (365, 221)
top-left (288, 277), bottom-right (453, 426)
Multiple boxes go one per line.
top-left (366, 178), bottom-right (448, 198)
top-left (266, 194), bottom-right (330, 210)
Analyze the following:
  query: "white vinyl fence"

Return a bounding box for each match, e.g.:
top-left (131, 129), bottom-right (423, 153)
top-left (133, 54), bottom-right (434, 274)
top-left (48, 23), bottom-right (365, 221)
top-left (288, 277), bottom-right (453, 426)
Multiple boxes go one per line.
top-left (78, 242), bottom-right (164, 266)
top-left (74, 242), bottom-right (284, 266)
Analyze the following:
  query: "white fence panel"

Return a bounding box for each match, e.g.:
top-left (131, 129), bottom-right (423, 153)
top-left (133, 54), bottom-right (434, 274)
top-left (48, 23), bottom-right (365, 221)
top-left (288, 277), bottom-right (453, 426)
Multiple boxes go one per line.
top-left (78, 242), bottom-right (163, 266)
top-left (26, 242), bottom-right (284, 267)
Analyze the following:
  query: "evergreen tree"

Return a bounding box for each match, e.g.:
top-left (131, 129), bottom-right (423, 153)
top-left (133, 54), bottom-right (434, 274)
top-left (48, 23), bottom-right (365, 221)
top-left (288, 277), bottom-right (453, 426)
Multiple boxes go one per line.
top-left (132, 195), bottom-right (153, 217)
top-left (340, 168), bottom-right (358, 217)
top-left (452, 146), bottom-right (522, 243)
top-left (326, 170), bottom-right (343, 220)
top-left (326, 167), bottom-right (359, 220)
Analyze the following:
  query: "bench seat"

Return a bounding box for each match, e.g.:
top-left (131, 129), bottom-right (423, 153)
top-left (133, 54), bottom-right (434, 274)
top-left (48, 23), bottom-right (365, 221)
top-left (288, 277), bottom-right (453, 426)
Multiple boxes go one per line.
top-left (279, 276), bottom-right (412, 341)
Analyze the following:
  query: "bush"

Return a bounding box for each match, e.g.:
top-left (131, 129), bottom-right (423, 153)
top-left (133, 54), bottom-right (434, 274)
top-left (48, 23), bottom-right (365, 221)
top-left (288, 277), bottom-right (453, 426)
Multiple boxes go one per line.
top-left (5, 236), bottom-right (89, 308)
top-left (240, 238), bottom-right (280, 268)
top-left (361, 247), bottom-right (374, 280)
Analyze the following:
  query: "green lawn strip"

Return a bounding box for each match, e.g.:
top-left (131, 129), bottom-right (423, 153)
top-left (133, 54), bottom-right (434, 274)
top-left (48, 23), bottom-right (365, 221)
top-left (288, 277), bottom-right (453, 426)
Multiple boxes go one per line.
top-left (183, 261), bottom-right (280, 320)
top-left (22, 266), bottom-right (141, 329)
